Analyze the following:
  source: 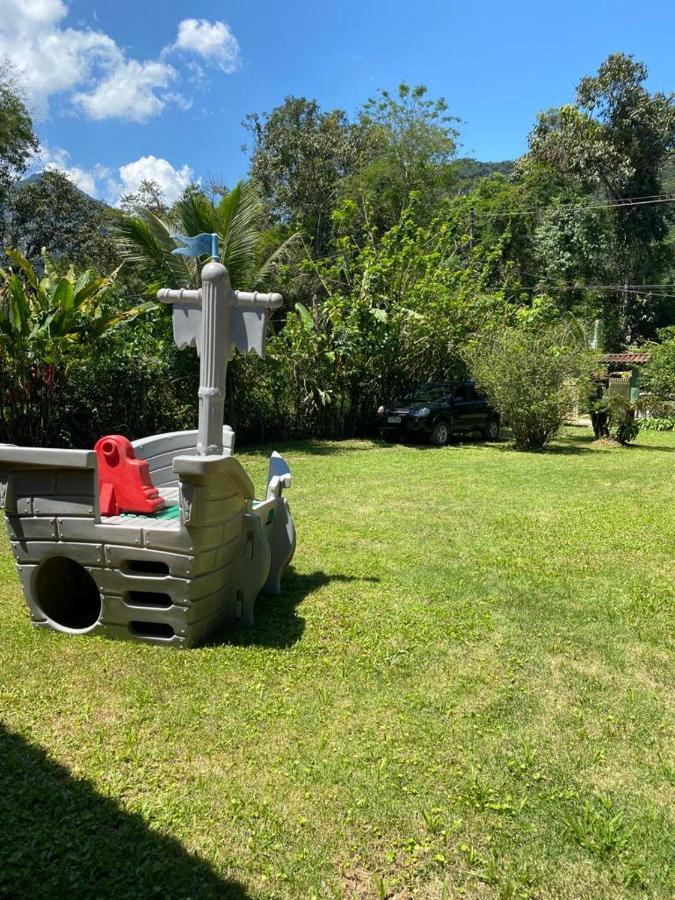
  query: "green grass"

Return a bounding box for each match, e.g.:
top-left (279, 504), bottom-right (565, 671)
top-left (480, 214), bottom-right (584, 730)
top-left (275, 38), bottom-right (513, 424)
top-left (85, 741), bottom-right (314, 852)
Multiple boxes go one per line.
top-left (0, 427), bottom-right (674, 898)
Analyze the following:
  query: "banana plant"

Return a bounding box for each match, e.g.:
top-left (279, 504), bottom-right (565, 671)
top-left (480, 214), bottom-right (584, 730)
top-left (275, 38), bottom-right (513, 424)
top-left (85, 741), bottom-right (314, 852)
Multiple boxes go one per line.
top-left (0, 249), bottom-right (153, 444)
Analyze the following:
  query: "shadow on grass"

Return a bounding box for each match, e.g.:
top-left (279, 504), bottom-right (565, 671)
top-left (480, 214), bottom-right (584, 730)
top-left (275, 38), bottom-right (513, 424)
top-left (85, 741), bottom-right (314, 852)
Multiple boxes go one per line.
top-left (240, 438), bottom-right (380, 458)
top-left (374, 435), bottom-right (502, 451)
top-left (533, 440), bottom-right (595, 456)
top-left (220, 569), bottom-right (380, 650)
top-left (0, 724), bottom-right (248, 899)
top-left (479, 430), bottom-right (596, 456)
top-left (629, 441), bottom-right (675, 452)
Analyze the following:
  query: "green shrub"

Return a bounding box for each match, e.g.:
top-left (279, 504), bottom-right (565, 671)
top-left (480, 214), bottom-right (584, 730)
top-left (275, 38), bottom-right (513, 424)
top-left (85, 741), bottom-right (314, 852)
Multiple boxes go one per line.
top-left (53, 337), bottom-right (197, 447)
top-left (638, 416), bottom-right (675, 431)
top-left (591, 395), bottom-right (641, 444)
top-left (464, 322), bottom-right (596, 450)
top-left (226, 352), bottom-right (296, 444)
top-left (641, 328), bottom-right (675, 401)
top-left (0, 250), bottom-right (151, 446)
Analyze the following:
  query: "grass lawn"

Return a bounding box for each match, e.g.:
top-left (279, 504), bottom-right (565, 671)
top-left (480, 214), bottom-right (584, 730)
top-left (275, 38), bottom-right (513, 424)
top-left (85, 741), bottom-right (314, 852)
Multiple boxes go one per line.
top-left (0, 427), bottom-right (673, 898)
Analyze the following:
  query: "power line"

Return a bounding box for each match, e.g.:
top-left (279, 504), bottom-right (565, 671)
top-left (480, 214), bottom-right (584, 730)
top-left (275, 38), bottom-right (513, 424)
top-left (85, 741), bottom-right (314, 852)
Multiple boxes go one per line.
top-left (519, 273), bottom-right (675, 289)
top-left (495, 283), bottom-right (675, 298)
top-left (474, 194), bottom-right (675, 220)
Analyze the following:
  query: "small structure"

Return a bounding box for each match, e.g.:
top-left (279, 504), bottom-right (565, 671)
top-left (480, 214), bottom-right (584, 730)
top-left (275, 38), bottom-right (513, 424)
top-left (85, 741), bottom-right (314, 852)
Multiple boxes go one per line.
top-left (598, 352), bottom-right (651, 403)
top-left (0, 237), bottom-right (296, 647)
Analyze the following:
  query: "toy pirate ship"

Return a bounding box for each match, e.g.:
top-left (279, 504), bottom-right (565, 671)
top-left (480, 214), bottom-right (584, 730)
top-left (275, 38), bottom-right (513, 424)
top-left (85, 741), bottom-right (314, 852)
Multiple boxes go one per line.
top-left (0, 240), bottom-right (296, 647)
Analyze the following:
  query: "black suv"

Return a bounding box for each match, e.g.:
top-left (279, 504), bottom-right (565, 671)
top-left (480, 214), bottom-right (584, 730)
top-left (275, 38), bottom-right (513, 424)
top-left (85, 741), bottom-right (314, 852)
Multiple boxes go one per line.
top-left (378, 381), bottom-right (500, 445)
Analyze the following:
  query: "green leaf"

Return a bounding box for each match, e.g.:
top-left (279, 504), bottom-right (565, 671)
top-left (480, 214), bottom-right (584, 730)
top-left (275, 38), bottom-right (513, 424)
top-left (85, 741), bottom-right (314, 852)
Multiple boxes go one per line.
top-left (5, 249), bottom-right (39, 290)
top-left (91, 301), bottom-right (156, 335)
top-left (294, 302), bottom-right (315, 332)
top-left (7, 275), bottom-right (29, 336)
top-left (48, 278), bottom-right (75, 337)
top-left (73, 266), bottom-right (121, 311)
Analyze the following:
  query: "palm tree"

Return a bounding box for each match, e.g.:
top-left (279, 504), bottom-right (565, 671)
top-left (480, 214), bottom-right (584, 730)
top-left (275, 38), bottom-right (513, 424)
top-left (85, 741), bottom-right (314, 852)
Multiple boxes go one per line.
top-left (111, 180), bottom-right (298, 293)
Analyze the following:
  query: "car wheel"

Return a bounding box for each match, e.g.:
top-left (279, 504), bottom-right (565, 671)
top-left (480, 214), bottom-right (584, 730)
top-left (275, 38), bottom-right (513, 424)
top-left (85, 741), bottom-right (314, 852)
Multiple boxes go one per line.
top-left (430, 420), bottom-right (450, 446)
top-left (483, 417), bottom-right (500, 441)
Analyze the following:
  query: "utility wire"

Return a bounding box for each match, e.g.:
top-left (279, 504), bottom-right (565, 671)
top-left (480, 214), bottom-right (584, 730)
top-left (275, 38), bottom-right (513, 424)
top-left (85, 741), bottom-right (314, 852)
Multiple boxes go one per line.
top-left (474, 194), bottom-right (675, 220)
top-left (519, 273), bottom-right (675, 289)
top-left (496, 283), bottom-right (675, 298)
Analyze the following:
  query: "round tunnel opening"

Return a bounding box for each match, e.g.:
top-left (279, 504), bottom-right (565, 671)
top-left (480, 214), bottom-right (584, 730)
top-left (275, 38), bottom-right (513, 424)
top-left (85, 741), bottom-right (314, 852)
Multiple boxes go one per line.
top-left (34, 557), bottom-right (102, 632)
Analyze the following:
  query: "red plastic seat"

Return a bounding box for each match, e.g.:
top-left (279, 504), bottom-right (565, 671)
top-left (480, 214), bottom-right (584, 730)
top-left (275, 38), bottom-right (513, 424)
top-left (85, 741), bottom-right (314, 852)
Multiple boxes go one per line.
top-left (94, 435), bottom-right (165, 516)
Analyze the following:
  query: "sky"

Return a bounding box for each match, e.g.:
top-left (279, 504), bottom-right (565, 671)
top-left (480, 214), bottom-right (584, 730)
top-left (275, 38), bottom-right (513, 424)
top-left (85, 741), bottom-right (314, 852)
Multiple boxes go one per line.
top-left (1, 0), bottom-right (673, 206)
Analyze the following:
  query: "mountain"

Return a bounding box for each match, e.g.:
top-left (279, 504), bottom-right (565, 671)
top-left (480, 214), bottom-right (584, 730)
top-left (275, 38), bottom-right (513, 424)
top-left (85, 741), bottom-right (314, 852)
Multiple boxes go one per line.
top-left (16, 170), bottom-right (109, 208)
top-left (450, 157), bottom-right (515, 193)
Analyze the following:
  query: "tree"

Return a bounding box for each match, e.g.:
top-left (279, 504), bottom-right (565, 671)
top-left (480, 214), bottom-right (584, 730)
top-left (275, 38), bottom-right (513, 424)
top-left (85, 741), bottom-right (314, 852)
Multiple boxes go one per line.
top-left (4, 170), bottom-right (116, 270)
top-left (642, 327), bottom-right (675, 401)
top-left (272, 194), bottom-right (508, 436)
top-left (346, 83), bottom-right (460, 229)
top-left (465, 322), bottom-right (596, 450)
top-left (527, 54), bottom-right (675, 343)
top-left (245, 96), bottom-right (372, 256)
top-left (0, 58), bottom-right (39, 243)
top-left (112, 179), bottom-right (298, 293)
top-left (118, 179), bottom-right (168, 217)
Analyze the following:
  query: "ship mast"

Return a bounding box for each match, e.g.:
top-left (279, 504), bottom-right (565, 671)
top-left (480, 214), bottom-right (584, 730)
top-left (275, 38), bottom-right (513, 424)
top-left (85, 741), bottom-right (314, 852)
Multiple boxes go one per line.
top-left (157, 233), bottom-right (282, 457)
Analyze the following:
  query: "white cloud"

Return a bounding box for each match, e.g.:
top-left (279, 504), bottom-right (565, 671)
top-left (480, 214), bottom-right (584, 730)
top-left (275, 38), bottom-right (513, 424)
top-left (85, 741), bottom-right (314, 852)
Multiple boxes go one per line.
top-left (73, 59), bottom-right (177, 122)
top-left (31, 147), bottom-right (194, 206)
top-left (173, 18), bottom-right (240, 73)
top-left (0, 0), bottom-right (189, 121)
top-left (34, 145), bottom-right (99, 195)
top-left (62, 165), bottom-right (97, 195)
top-left (0, 0), bottom-right (121, 119)
top-left (161, 91), bottom-right (193, 112)
top-left (113, 155), bottom-right (194, 206)
top-left (2, 0), bottom-right (67, 30)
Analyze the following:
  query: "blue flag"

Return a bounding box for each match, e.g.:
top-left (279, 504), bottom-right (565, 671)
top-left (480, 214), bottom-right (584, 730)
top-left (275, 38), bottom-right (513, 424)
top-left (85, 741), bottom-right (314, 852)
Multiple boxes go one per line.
top-left (171, 232), bottom-right (219, 258)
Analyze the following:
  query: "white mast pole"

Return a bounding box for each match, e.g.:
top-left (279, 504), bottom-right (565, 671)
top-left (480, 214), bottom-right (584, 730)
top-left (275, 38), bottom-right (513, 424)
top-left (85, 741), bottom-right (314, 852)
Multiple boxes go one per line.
top-left (197, 260), bottom-right (230, 456)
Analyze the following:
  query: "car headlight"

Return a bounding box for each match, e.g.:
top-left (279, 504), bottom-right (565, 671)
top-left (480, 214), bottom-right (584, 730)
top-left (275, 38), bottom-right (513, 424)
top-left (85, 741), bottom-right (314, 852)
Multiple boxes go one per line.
top-left (411, 407), bottom-right (430, 417)
top-left (376, 405), bottom-right (385, 416)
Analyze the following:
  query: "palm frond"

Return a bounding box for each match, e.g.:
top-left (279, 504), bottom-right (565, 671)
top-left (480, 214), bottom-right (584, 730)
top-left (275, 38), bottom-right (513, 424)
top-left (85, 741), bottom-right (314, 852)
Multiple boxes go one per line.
top-left (176, 192), bottom-right (221, 237)
top-left (113, 178), bottom-right (285, 293)
top-left (111, 211), bottom-right (194, 290)
top-left (217, 180), bottom-right (263, 287)
top-left (253, 231), bottom-right (304, 287)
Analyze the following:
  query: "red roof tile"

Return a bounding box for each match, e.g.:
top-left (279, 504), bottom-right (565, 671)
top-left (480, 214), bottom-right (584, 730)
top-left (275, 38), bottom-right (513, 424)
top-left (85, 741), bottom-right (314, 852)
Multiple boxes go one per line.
top-left (599, 352), bottom-right (651, 364)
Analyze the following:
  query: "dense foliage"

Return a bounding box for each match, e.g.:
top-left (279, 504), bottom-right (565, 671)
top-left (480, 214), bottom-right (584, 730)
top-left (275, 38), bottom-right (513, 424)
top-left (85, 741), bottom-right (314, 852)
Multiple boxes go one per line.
top-left (1, 54), bottom-right (674, 448)
top-left (591, 395), bottom-right (641, 444)
top-left (0, 250), bottom-right (150, 445)
top-left (527, 54), bottom-right (675, 344)
top-left (464, 322), bottom-right (596, 449)
top-left (642, 327), bottom-right (675, 400)
top-left (0, 60), bottom-right (38, 235)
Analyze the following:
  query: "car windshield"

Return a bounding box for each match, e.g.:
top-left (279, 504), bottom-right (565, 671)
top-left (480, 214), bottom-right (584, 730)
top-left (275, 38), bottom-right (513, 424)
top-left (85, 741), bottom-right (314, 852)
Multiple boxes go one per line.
top-left (404, 384), bottom-right (453, 403)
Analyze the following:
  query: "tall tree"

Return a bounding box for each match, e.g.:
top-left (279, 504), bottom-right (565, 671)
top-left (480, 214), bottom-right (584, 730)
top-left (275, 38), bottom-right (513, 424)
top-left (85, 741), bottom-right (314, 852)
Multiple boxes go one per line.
top-left (347, 83), bottom-right (460, 229)
top-left (0, 58), bottom-right (39, 244)
top-left (5, 170), bottom-right (116, 270)
top-left (118, 179), bottom-right (168, 217)
top-left (112, 179), bottom-right (298, 293)
top-left (244, 97), bottom-right (372, 256)
top-left (527, 54), bottom-right (675, 343)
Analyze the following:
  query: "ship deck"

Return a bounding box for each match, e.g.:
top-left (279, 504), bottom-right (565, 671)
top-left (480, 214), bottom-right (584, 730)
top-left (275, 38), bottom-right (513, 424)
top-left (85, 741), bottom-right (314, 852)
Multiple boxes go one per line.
top-left (99, 486), bottom-right (271, 530)
top-left (100, 486), bottom-right (182, 529)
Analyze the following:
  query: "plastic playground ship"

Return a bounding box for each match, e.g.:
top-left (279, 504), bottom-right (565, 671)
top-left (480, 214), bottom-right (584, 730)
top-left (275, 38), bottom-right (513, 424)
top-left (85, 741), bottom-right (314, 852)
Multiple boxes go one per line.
top-left (0, 237), bottom-right (296, 647)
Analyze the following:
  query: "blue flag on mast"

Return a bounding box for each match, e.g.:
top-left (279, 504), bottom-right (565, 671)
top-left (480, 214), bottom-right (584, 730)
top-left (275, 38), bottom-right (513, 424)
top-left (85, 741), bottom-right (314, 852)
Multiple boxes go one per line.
top-left (171, 232), bottom-right (219, 259)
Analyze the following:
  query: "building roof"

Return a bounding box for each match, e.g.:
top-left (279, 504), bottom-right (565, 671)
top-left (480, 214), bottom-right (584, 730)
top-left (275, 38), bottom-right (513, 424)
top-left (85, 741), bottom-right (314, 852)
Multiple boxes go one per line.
top-left (599, 352), bottom-right (651, 365)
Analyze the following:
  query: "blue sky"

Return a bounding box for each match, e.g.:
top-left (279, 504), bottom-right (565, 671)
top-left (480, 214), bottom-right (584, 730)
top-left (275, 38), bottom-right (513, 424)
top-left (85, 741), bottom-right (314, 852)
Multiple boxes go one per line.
top-left (2, 0), bottom-right (673, 204)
